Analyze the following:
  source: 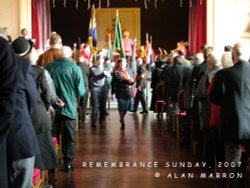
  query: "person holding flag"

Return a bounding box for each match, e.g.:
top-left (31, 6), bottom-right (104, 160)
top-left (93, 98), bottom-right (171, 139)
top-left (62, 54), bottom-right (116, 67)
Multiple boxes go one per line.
top-left (130, 36), bottom-right (137, 76)
top-left (145, 33), bottom-right (155, 79)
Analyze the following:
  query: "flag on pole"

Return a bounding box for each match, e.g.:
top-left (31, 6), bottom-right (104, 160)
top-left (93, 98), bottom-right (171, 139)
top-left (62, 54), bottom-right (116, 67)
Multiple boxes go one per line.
top-left (130, 36), bottom-right (137, 74)
top-left (108, 33), bottom-right (113, 62)
top-left (113, 10), bottom-right (125, 59)
top-left (145, 33), bottom-right (154, 78)
top-left (149, 35), bottom-right (154, 66)
top-left (145, 33), bottom-right (151, 64)
top-left (89, 4), bottom-right (98, 47)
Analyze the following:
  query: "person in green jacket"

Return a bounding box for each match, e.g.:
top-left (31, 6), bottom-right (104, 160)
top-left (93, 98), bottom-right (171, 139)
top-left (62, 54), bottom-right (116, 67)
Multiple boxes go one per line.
top-left (45, 46), bottom-right (85, 171)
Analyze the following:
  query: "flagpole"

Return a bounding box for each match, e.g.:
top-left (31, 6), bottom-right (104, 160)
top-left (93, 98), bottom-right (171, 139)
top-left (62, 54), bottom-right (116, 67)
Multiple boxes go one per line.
top-left (108, 32), bottom-right (113, 62)
top-left (131, 34), bottom-right (137, 75)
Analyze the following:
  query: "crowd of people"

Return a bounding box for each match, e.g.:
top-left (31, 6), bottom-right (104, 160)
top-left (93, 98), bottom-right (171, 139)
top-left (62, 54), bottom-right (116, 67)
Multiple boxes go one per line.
top-left (1, 27), bottom-right (250, 188)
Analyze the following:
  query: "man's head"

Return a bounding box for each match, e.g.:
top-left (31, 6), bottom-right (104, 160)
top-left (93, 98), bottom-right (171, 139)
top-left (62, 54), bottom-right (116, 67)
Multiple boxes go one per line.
top-left (194, 52), bottom-right (204, 65)
top-left (117, 58), bottom-right (127, 70)
top-left (49, 32), bottom-right (62, 48)
top-left (123, 30), bottom-right (130, 38)
top-left (61, 46), bottom-right (72, 59)
top-left (224, 45), bottom-right (232, 52)
top-left (94, 54), bottom-right (104, 66)
top-left (207, 51), bottom-right (221, 69)
top-left (12, 37), bottom-right (34, 57)
top-left (232, 42), bottom-right (250, 63)
top-left (20, 28), bottom-right (28, 37)
top-left (203, 46), bottom-right (214, 60)
top-left (173, 56), bottom-right (182, 65)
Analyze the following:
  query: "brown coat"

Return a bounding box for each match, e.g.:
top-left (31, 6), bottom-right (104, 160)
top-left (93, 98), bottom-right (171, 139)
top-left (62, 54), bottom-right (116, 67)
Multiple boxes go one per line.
top-left (37, 48), bottom-right (62, 67)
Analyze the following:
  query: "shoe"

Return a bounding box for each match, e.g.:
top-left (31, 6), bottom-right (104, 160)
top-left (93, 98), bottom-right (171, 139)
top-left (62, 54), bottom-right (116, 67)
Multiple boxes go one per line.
top-left (100, 122), bottom-right (105, 129)
top-left (121, 124), bottom-right (125, 130)
top-left (92, 124), bottom-right (96, 129)
top-left (120, 120), bottom-right (125, 130)
top-left (105, 111), bottom-right (109, 116)
top-left (140, 110), bottom-right (148, 114)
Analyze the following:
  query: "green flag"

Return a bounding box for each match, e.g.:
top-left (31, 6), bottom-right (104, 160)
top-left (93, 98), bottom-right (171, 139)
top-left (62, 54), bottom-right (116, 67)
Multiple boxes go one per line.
top-left (108, 33), bottom-right (113, 62)
top-left (113, 10), bottom-right (125, 58)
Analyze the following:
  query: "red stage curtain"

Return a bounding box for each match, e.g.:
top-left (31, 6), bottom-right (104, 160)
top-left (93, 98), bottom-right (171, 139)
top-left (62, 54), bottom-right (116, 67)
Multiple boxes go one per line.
top-left (188, 0), bottom-right (207, 55)
top-left (37, 0), bottom-right (51, 51)
top-left (32, 0), bottom-right (40, 49)
top-left (31, 0), bottom-right (51, 50)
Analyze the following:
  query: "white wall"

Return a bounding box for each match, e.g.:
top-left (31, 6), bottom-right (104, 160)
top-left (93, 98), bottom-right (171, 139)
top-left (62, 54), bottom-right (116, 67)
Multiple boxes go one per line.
top-left (0, 0), bottom-right (31, 40)
top-left (207, 0), bottom-right (250, 53)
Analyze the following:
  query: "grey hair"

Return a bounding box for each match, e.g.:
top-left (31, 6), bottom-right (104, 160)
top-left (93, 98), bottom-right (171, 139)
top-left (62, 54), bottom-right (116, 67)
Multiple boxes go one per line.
top-left (195, 52), bottom-right (204, 64)
top-left (207, 51), bottom-right (221, 66)
top-left (0, 27), bottom-right (8, 40)
top-left (61, 46), bottom-right (72, 58)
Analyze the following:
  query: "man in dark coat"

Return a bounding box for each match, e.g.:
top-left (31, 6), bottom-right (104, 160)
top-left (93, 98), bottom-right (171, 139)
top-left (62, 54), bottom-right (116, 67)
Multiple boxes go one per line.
top-left (77, 56), bottom-right (90, 123)
top-left (7, 37), bottom-right (40, 188)
top-left (189, 46), bottom-right (212, 156)
top-left (209, 42), bottom-right (250, 188)
top-left (0, 36), bottom-right (17, 188)
top-left (133, 57), bottom-right (148, 114)
top-left (164, 56), bottom-right (184, 132)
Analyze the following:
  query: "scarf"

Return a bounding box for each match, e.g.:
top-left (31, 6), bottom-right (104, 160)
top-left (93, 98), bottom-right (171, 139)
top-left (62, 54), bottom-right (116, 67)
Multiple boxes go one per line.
top-left (117, 68), bottom-right (130, 81)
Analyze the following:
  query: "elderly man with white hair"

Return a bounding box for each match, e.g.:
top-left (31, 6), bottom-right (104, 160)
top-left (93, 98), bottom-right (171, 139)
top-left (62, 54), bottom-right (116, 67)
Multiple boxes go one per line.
top-left (209, 42), bottom-right (250, 188)
top-left (45, 46), bottom-right (85, 171)
top-left (195, 51), bottom-right (222, 171)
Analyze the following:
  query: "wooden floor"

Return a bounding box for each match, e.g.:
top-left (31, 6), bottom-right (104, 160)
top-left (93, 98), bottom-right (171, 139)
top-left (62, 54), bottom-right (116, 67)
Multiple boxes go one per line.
top-left (50, 111), bottom-right (250, 188)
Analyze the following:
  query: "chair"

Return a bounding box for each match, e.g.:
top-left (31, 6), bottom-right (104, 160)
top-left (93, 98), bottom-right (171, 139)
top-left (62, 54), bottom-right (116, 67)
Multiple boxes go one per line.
top-left (155, 83), bottom-right (167, 119)
top-left (176, 90), bottom-right (187, 141)
top-left (49, 107), bottom-right (59, 179)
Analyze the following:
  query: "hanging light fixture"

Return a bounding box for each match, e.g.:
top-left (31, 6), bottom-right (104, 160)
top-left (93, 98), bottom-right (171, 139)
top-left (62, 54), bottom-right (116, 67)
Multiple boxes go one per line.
top-left (98, 0), bottom-right (101, 8)
top-left (179, 0), bottom-right (183, 7)
top-left (88, 0), bottom-right (91, 10)
top-left (154, 0), bottom-right (158, 8)
top-left (189, 0), bottom-right (192, 7)
top-left (76, 0), bottom-right (78, 9)
top-left (144, 0), bottom-right (148, 9)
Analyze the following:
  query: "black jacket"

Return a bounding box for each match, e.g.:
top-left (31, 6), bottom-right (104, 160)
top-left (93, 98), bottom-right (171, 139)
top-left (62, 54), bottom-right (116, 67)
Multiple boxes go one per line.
top-left (112, 68), bottom-right (134, 99)
top-left (6, 56), bottom-right (40, 161)
top-left (0, 37), bottom-right (17, 188)
top-left (164, 63), bottom-right (184, 102)
top-left (210, 61), bottom-right (250, 141)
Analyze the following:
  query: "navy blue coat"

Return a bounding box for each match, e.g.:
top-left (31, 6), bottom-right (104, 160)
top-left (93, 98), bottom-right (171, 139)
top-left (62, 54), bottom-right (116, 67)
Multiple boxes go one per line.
top-left (164, 63), bottom-right (184, 102)
top-left (209, 61), bottom-right (250, 141)
top-left (6, 56), bottom-right (40, 160)
top-left (0, 37), bottom-right (17, 188)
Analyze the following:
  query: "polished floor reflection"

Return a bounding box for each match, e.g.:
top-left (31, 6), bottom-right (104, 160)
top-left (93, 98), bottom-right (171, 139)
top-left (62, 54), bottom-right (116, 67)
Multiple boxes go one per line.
top-left (50, 111), bottom-right (249, 188)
